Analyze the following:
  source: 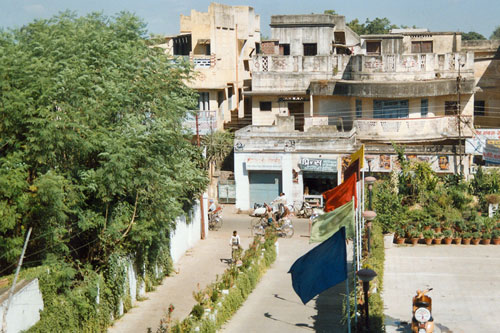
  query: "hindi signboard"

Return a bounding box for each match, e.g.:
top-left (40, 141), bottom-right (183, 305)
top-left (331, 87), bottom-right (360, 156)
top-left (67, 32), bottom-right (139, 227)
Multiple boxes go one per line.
top-left (299, 157), bottom-right (338, 173)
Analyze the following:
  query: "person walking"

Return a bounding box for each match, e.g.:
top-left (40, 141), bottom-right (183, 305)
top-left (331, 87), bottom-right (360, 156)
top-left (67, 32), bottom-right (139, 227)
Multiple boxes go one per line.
top-left (230, 230), bottom-right (241, 263)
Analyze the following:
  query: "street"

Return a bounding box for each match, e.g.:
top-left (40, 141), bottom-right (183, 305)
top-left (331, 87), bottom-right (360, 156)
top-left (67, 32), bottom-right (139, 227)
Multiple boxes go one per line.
top-left (384, 244), bottom-right (500, 333)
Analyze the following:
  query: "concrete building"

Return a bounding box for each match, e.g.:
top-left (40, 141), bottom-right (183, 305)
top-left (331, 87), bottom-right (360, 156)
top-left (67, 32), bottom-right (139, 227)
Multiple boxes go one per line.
top-left (235, 16), bottom-right (476, 210)
top-left (462, 40), bottom-right (500, 164)
top-left (166, 3), bottom-right (261, 133)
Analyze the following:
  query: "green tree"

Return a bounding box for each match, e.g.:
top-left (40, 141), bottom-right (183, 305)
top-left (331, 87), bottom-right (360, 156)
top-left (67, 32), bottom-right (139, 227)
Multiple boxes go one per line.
top-left (347, 17), bottom-right (398, 35)
top-left (324, 10), bottom-right (337, 15)
top-left (462, 31), bottom-right (486, 40)
top-left (0, 12), bottom-right (208, 274)
top-left (491, 26), bottom-right (500, 40)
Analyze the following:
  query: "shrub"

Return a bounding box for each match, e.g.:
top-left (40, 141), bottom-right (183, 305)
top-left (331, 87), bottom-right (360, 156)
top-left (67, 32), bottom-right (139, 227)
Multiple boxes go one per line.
top-left (442, 229), bottom-right (453, 238)
top-left (422, 230), bottom-right (434, 239)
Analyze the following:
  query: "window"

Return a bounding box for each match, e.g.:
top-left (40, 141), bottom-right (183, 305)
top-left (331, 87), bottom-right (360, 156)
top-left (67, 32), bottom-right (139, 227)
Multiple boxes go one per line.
top-left (445, 101), bottom-right (458, 115)
top-left (303, 43), bottom-right (317, 56)
top-left (373, 100), bottom-right (409, 119)
top-left (411, 41), bottom-right (433, 53)
top-left (259, 101), bottom-right (272, 111)
top-left (356, 100), bottom-right (362, 119)
top-left (474, 100), bottom-right (485, 117)
top-left (198, 92), bottom-right (209, 111)
top-left (279, 44), bottom-right (290, 56)
top-left (366, 41), bottom-right (381, 55)
top-left (205, 44), bottom-right (211, 55)
top-left (421, 99), bottom-right (429, 117)
top-left (256, 43), bottom-right (261, 54)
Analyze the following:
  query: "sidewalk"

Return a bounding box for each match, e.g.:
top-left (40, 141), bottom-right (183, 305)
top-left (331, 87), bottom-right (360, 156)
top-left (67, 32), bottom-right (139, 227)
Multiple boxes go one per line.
top-left (108, 208), bottom-right (252, 333)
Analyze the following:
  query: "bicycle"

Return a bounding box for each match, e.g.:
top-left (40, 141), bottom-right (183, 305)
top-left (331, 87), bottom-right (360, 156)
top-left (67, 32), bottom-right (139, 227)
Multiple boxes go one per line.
top-left (208, 207), bottom-right (223, 230)
top-left (251, 217), bottom-right (294, 238)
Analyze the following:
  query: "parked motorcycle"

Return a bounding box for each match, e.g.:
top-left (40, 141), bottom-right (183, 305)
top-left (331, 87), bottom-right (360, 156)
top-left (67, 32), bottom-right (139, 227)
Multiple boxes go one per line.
top-left (411, 288), bottom-right (434, 333)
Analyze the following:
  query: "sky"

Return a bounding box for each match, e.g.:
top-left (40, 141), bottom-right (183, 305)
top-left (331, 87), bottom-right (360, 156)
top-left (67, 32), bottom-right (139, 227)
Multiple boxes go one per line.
top-left (1, 0), bottom-right (498, 38)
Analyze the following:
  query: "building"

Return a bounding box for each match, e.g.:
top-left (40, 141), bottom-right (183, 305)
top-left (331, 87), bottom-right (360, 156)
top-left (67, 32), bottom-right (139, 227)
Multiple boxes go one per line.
top-left (166, 3), bottom-right (261, 134)
top-left (462, 40), bottom-right (500, 164)
top-left (235, 14), bottom-right (475, 210)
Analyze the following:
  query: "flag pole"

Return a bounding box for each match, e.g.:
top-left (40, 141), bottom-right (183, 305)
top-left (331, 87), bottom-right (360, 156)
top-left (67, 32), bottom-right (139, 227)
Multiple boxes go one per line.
top-left (346, 273), bottom-right (352, 333)
top-left (352, 195), bottom-right (358, 328)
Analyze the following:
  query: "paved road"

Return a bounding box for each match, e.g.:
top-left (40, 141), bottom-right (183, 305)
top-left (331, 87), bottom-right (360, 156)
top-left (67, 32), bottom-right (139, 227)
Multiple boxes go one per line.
top-left (384, 244), bottom-right (500, 333)
top-left (221, 217), bottom-right (351, 333)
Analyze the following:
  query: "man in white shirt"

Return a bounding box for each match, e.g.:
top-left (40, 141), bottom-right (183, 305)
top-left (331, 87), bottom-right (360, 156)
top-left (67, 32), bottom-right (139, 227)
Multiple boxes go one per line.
top-left (230, 230), bottom-right (241, 262)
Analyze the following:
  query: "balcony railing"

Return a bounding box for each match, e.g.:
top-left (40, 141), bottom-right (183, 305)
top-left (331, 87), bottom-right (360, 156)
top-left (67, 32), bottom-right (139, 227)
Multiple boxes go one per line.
top-left (184, 110), bottom-right (218, 135)
top-left (192, 54), bottom-right (216, 69)
top-left (355, 116), bottom-right (473, 142)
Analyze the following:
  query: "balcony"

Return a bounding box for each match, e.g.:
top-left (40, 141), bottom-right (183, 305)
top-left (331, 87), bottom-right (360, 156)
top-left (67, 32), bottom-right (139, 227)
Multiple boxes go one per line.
top-left (184, 110), bottom-right (218, 135)
top-left (347, 52), bottom-right (474, 81)
top-left (355, 116), bottom-right (473, 143)
top-left (192, 54), bottom-right (216, 69)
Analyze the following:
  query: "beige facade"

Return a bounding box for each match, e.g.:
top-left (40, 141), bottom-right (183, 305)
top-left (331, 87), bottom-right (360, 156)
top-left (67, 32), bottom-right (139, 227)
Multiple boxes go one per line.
top-left (168, 3), bottom-right (261, 129)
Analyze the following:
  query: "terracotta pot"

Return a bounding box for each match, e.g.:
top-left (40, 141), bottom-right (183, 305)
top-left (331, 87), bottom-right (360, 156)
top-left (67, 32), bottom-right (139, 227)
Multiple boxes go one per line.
top-left (434, 238), bottom-right (443, 245)
top-left (471, 238), bottom-right (481, 245)
top-left (433, 227), bottom-right (442, 234)
top-left (424, 238), bottom-right (433, 245)
top-left (482, 238), bottom-right (491, 245)
top-left (462, 238), bottom-right (471, 245)
top-left (410, 238), bottom-right (419, 245)
top-left (396, 237), bottom-right (406, 245)
top-left (443, 237), bottom-right (453, 245)
top-left (424, 226), bottom-right (431, 231)
top-left (493, 238), bottom-right (500, 245)
top-left (453, 237), bottom-right (462, 245)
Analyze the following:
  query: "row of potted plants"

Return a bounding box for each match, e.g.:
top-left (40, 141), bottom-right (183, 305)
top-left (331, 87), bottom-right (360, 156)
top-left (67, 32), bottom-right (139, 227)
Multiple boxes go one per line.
top-left (395, 228), bottom-right (500, 245)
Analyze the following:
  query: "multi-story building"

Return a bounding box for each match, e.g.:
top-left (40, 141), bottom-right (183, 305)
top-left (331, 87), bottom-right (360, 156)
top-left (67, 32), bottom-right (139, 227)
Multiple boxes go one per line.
top-left (462, 40), bottom-right (500, 164)
top-left (166, 3), bottom-right (261, 134)
top-left (235, 14), bottom-right (475, 210)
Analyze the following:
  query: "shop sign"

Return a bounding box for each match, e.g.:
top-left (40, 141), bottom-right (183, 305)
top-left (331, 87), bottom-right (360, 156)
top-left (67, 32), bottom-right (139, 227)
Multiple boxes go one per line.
top-left (466, 128), bottom-right (500, 155)
top-left (484, 140), bottom-right (500, 164)
top-left (246, 156), bottom-right (282, 170)
top-left (299, 157), bottom-right (337, 173)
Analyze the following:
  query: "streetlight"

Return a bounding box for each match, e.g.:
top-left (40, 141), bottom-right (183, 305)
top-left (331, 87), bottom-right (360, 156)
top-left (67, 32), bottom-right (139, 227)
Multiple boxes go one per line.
top-left (364, 176), bottom-right (377, 253)
top-left (357, 268), bottom-right (377, 332)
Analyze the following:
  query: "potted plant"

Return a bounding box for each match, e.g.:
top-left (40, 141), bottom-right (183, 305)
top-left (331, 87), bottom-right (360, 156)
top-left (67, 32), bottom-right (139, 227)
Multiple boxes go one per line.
top-left (409, 228), bottom-right (420, 246)
top-left (453, 231), bottom-right (462, 245)
top-left (394, 226), bottom-right (406, 245)
top-left (421, 218), bottom-right (432, 231)
top-left (471, 231), bottom-right (481, 245)
top-left (462, 232), bottom-right (473, 245)
top-left (442, 229), bottom-right (453, 245)
top-left (422, 229), bottom-right (434, 245)
top-left (453, 218), bottom-right (466, 233)
top-left (492, 230), bottom-right (500, 245)
top-left (431, 219), bottom-right (441, 233)
top-left (481, 232), bottom-right (492, 245)
top-left (434, 232), bottom-right (443, 245)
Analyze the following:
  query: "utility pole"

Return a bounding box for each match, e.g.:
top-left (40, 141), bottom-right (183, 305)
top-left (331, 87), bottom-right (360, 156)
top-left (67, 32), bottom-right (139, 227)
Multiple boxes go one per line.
top-left (196, 113), bottom-right (206, 240)
top-left (1, 227), bottom-right (32, 333)
top-left (456, 58), bottom-right (464, 178)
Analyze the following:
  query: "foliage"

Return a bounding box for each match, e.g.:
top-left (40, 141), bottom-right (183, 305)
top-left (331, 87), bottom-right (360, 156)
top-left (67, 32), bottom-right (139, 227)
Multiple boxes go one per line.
top-left (347, 17), bottom-right (399, 35)
top-left (323, 9), bottom-right (337, 15)
top-left (373, 180), bottom-right (404, 233)
top-left (490, 26), bottom-right (500, 40)
top-left (202, 130), bottom-right (234, 169)
top-left (0, 11), bottom-right (207, 275)
top-left (422, 229), bottom-right (435, 239)
top-left (462, 31), bottom-right (486, 40)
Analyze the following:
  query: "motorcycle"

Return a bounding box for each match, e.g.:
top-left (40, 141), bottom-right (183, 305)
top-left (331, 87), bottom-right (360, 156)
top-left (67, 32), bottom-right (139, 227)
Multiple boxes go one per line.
top-left (411, 288), bottom-right (434, 333)
top-left (208, 207), bottom-right (223, 230)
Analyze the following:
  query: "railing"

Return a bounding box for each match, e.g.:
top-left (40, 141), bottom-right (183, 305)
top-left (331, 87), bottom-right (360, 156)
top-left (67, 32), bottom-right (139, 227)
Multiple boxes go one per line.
top-left (184, 110), bottom-right (218, 135)
top-left (251, 55), bottom-right (350, 74)
top-left (192, 54), bottom-right (216, 69)
top-left (355, 116), bottom-right (473, 142)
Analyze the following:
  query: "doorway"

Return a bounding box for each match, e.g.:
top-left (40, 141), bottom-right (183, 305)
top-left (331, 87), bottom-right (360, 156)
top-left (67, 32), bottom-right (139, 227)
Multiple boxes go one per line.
top-left (288, 102), bottom-right (304, 131)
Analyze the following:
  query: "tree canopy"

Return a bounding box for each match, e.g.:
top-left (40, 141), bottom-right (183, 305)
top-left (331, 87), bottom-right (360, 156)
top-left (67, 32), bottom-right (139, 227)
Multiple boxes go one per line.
top-left (491, 26), bottom-right (500, 40)
top-left (0, 12), bottom-right (208, 274)
top-left (347, 17), bottom-right (399, 35)
top-left (462, 31), bottom-right (487, 40)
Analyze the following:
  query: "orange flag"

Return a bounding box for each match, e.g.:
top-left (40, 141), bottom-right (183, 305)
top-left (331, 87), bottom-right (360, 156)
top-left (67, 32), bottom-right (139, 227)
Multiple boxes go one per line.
top-left (322, 173), bottom-right (357, 213)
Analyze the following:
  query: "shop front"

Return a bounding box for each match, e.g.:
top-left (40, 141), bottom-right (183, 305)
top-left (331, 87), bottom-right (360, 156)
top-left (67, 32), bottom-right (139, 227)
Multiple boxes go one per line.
top-left (298, 156), bottom-right (338, 206)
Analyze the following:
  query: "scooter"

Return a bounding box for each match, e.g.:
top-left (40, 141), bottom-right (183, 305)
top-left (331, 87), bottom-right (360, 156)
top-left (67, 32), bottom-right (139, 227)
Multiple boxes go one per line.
top-left (411, 288), bottom-right (434, 333)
